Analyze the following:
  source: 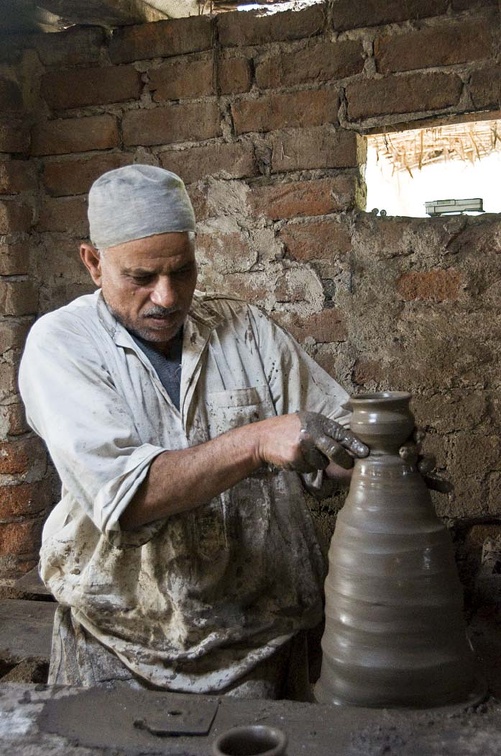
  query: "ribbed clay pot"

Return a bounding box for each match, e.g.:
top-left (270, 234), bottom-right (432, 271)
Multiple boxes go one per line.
top-left (315, 391), bottom-right (478, 708)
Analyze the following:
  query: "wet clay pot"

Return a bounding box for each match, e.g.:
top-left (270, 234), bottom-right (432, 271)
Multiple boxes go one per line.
top-left (315, 391), bottom-right (478, 708)
top-left (212, 725), bottom-right (288, 756)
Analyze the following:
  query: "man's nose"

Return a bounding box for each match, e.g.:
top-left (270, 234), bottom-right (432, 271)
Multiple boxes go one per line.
top-left (150, 277), bottom-right (176, 308)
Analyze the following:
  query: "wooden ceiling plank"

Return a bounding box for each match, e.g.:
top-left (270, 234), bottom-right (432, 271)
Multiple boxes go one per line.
top-left (36, 0), bottom-right (170, 27)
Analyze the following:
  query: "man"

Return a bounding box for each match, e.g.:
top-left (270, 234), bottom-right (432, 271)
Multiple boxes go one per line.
top-left (19, 164), bottom-right (368, 698)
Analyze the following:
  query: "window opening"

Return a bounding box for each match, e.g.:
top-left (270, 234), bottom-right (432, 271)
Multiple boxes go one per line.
top-left (365, 119), bottom-right (501, 218)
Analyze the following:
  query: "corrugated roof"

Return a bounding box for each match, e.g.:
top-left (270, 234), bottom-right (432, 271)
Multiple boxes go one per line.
top-left (370, 119), bottom-right (501, 176)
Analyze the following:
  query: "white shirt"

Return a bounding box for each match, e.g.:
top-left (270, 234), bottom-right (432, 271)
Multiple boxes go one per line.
top-left (19, 290), bottom-right (350, 692)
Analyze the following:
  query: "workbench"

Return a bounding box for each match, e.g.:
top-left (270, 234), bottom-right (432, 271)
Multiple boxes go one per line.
top-left (1, 680), bottom-right (501, 755)
top-left (2, 576), bottom-right (501, 755)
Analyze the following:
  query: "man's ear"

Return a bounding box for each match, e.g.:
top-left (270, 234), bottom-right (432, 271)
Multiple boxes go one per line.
top-left (80, 243), bottom-right (102, 287)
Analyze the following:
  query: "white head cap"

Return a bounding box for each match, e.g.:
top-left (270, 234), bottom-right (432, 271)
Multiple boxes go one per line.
top-left (88, 164), bottom-right (196, 249)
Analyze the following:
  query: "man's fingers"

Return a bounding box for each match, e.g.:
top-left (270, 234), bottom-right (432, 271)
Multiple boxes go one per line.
top-left (296, 411), bottom-right (369, 468)
top-left (314, 433), bottom-right (354, 469)
top-left (422, 472), bottom-right (454, 494)
top-left (321, 417), bottom-right (369, 458)
top-left (413, 427), bottom-right (426, 446)
top-left (298, 430), bottom-right (330, 471)
top-left (417, 454), bottom-right (437, 475)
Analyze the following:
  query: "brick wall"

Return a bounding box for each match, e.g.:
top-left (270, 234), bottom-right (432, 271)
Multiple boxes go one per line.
top-left (0, 0), bottom-right (500, 584)
top-left (0, 58), bottom-right (48, 580)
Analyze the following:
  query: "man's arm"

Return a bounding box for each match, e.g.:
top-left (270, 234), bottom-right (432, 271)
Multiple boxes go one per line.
top-left (121, 413), bottom-right (367, 528)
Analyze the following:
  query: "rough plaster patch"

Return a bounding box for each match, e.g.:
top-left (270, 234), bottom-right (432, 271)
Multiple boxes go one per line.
top-left (253, 227), bottom-right (283, 264)
top-left (273, 265), bottom-right (324, 315)
top-left (203, 178), bottom-right (250, 221)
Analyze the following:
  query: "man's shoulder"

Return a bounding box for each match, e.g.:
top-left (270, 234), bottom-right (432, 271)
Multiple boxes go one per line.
top-left (27, 291), bottom-right (102, 338)
top-left (190, 290), bottom-right (253, 322)
top-left (191, 290), bottom-right (267, 322)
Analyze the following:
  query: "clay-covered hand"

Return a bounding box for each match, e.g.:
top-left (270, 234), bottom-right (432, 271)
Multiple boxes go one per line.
top-left (296, 411), bottom-right (369, 471)
top-left (399, 428), bottom-right (453, 494)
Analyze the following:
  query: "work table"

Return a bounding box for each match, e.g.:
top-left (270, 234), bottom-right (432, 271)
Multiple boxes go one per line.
top-left (2, 680), bottom-right (501, 755)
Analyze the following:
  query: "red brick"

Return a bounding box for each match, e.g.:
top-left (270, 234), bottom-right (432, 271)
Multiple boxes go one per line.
top-left (42, 65), bottom-right (142, 110)
top-left (0, 241), bottom-right (30, 276)
top-left (0, 555), bottom-right (40, 579)
top-left (0, 119), bottom-right (30, 155)
top-left (187, 186), bottom-right (209, 221)
top-left (331, 0), bottom-right (448, 31)
top-left (0, 403), bottom-right (29, 437)
top-left (0, 78), bottom-right (23, 112)
top-left (216, 274), bottom-right (269, 306)
top-left (0, 200), bottom-right (33, 233)
top-left (36, 197), bottom-right (88, 235)
top-left (159, 141), bottom-right (256, 184)
top-left (148, 53), bottom-right (215, 102)
top-left (0, 518), bottom-right (44, 556)
top-left (34, 26), bottom-right (105, 66)
top-left (470, 65), bottom-right (501, 109)
top-left (287, 308), bottom-right (347, 344)
top-left (0, 437), bottom-right (46, 475)
top-left (346, 72), bottom-right (463, 120)
top-left (218, 5), bottom-right (324, 47)
top-left (109, 16), bottom-right (214, 64)
top-left (42, 154), bottom-right (133, 197)
top-left (375, 18), bottom-right (494, 74)
top-left (0, 321), bottom-right (31, 351)
top-left (396, 268), bottom-right (463, 301)
top-left (279, 218), bottom-right (353, 263)
top-left (250, 175), bottom-right (359, 220)
top-left (256, 39), bottom-right (364, 89)
top-left (31, 115), bottom-right (119, 157)
top-left (219, 56), bottom-right (252, 95)
top-left (270, 127), bottom-right (362, 173)
top-left (0, 160), bottom-right (35, 194)
top-left (123, 102), bottom-right (222, 147)
top-left (0, 280), bottom-right (38, 316)
top-left (0, 478), bottom-right (51, 518)
top-left (232, 90), bottom-right (339, 136)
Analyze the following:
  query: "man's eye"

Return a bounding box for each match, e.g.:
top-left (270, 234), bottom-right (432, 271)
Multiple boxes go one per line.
top-left (173, 266), bottom-right (193, 277)
top-left (130, 274), bottom-right (153, 284)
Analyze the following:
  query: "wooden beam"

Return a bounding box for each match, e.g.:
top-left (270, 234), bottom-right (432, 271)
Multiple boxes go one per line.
top-left (37, 0), bottom-right (171, 28)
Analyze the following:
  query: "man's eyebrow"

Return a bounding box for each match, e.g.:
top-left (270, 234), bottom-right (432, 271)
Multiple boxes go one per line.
top-left (121, 259), bottom-right (195, 275)
top-left (122, 266), bottom-right (154, 274)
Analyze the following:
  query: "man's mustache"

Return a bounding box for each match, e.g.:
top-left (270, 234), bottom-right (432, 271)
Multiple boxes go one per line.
top-left (144, 306), bottom-right (179, 318)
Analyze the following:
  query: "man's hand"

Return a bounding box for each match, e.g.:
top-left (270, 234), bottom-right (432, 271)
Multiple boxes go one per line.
top-left (256, 412), bottom-right (369, 474)
top-left (399, 428), bottom-right (453, 493)
top-left (297, 411), bottom-right (370, 470)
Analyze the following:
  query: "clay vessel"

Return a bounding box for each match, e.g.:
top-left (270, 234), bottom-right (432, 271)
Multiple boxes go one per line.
top-left (212, 725), bottom-right (288, 756)
top-left (315, 391), bottom-right (478, 708)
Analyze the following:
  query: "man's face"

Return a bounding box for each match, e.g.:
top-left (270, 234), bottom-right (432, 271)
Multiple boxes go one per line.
top-left (81, 232), bottom-right (197, 353)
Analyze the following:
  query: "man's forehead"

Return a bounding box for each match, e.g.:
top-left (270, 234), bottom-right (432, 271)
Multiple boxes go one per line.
top-left (104, 234), bottom-right (195, 270)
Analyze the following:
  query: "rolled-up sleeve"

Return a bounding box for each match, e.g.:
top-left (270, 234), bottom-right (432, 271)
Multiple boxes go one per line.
top-left (19, 313), bottom-right (166, 540)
